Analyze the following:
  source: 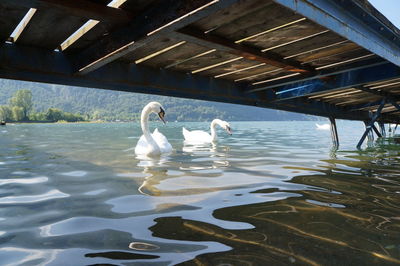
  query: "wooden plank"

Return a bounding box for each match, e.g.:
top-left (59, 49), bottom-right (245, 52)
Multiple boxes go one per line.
top-left (274, 0), bottom-right (400, 67)
top-left (174, 26), bottom-right (315, 73)
top-left (191, 0), bottom-right (276, 34)
top-left (322, 92), bottom-right (368, 104)
top-left (210, 2), bottom-right (302, 41)
top-left (310, 50), bottom-right (374, 69)
top-left (249, 70), bottom-right (300, 85)
top-left (1, 0), bottom-right (132, 23)
top-left (3, 0), bottom-right (132, 22)
top-left (0, 3), bottom-right (29, 42)
top-left (64, 0), bottom-right (159, 54)
top-left (308, 88), bottom-right (355, 99)
top-left (327, 95), bottom-right (375, 105)
top-left (291, 42), bottom-right (360, 64)
top-left (240, 20), bottom-right (327, 51)
top-left (120, 37), bottom-right (184, 63)
top-left (194, 58), bottom-right (261, 78)
top-left (17, 9), bottom-right (88, 50)
top-left (75, 0), bottom-right (243, 74)
top-left (354, 85), bottom-right (400, 104)
top-left (366, 78), bottom-right (400, 87)
top-left (227, 65), bottom-right (281, 81)
top-left (319, 89), bottom-right (361, 99)
top-left (248, 57), bottom-right (386, 93)
top-left (234, 68), bottom-right (290, 83)
top-left (9, 8), bottom-right (37, 43)
top-left (124, 42), bottom-right (214, 69)
top-left (170, 50), bottom-right (239, 73)
top-left (273, 32), bottom-right (347, 57)
top-left (337, 95), bottom-right (382, 107)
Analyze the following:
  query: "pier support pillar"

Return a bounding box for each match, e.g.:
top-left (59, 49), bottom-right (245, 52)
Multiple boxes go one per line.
top-left (378, 122), bottom-right (386, 137)
top-left (357, 98), bottom-right (386, 149)
top-left (371, 123), bottom-right (382, 138)
top-left (329, 117), bottom-right (339, 147)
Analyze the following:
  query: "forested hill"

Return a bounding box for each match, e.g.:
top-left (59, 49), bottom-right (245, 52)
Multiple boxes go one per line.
top-left (0, 79), bottom-right (315, 121)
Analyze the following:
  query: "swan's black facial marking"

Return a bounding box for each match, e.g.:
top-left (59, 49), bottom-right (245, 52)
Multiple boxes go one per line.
top-left (158, 107), bottom-right (166, 124)
top-left (226, 125), bottom-right (232, 135)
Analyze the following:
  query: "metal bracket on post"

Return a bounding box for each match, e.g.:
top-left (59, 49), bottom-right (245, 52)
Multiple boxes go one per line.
top-left (329, 117), bottom-right (339, 147)
top-left (357, 98), bottom-right (386, 149)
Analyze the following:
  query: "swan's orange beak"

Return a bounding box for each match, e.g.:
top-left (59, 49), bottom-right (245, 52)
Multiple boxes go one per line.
top-left (158, 109), bottom-right (166, 124)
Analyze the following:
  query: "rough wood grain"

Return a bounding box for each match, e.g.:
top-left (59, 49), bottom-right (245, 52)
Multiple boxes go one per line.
top-left (17, 9), bottom-right (87, 49)
top-left (0, 3), bottom-right (29, 42)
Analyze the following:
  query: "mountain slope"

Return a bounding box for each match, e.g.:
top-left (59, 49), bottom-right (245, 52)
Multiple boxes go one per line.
top-left (0, 78), bottom-right (315, 121)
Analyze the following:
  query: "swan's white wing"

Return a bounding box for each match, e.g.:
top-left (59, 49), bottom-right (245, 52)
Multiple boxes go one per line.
top-left (182, 128), bottom-right (212, 143)
top-left (152, 128), bottom-right (172, 153)
top-left (134, 135), bottom-right (150, 155)
top-left (182, 127), bottom-right (190, 140)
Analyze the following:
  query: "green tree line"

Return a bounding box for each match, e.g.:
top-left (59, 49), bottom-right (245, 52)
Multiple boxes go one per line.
top-left (0, 89), bottom-right (85, 122)
top-left (0, 79), bottom-right (316, 121)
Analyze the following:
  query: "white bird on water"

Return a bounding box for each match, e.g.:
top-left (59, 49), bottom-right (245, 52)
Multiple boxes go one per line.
top-left (135, 102), bottom-right (172, 156)
top-left (315, 123), bottom-right (331, 130)
top-left (183, 119), bottom-right (232, 144)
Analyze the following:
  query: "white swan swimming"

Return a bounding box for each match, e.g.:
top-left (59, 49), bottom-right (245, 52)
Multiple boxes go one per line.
top-left (135, 102), bottom-right (172, 156)
top-left (315, 123), bottom-right (330, 130)
top-left (183, 119), bottom-right (232, 144)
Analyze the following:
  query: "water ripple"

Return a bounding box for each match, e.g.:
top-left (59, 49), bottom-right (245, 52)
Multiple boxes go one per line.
top-left (0, 189), bottom-right (68, 204)
top-left (0, 122), bottom-right (400, 265)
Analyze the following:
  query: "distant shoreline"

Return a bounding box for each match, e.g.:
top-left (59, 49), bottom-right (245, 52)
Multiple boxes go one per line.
top-left (4, 119), bottom-right (326, 125)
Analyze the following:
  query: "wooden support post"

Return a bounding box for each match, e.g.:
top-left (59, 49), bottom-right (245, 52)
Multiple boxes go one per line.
top-left (329, 117), bottom-right (339, 147)
top-left (372, 124), bottom-right (382, 138)
top-left (378, 122), bottom-right (386, 137)
top-left (363, 121), bottom-right (375, 142)
top-left (357, 98), bottom-right (386, 149)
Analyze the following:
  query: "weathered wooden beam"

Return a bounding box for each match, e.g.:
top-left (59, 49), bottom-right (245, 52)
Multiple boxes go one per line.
top-left (75, 0), bottom-right (241, 74)
top-left (174, 26), bottom-right (315, 73)
top-left (273, 0), bottom-right (400, 67)
top-left (1, 0), bottom-right (132, 23)
top-left (354, 85), bottom-right (400, 101)
top-left (348, 99), bottom-right (383, 111)
top-left (269, 62), bottom-right (400, 101)
top-left (248, 57), bottom-right (386, 93)
top-left (0, 43), bottom-right (384, 122)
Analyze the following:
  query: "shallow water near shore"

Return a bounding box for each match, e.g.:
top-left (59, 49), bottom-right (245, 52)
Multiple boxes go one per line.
top-left (0, 121), bottom-right (399, 265)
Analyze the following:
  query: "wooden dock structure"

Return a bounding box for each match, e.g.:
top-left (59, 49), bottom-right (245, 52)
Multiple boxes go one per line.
top-left (1, 0), bottom-right (400, 146)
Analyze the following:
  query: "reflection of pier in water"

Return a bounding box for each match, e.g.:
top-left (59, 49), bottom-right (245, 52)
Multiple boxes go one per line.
top-left (149, 148), bottom-right (400, 265)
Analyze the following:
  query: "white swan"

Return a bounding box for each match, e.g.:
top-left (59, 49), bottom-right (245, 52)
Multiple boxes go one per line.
top-left (135, 102), bottom-right (172, 156)
top-left (316, 123), bottom-right (330, 130)
top-left (183, 119), bottom-right (232, 144)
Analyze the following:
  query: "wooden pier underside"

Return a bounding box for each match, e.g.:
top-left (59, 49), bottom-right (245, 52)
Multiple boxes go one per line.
top-left (1, 0), bottom-right (400, 123)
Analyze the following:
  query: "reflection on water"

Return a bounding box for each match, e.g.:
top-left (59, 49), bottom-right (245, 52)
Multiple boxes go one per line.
top-left (0, 121), bottom-right (399, 265)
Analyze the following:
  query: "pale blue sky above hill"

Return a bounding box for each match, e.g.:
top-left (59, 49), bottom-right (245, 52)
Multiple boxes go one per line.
top-left (368, 0), bottom-right (400, 29)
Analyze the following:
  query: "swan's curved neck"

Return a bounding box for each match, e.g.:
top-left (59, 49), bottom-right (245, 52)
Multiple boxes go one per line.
top-left (141, 105), bottom-right (157, 146)
top-left (210, 119), bottom-right (222, 142)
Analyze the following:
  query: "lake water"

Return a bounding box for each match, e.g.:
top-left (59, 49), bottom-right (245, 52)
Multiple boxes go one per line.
top-left (0, 121), bottom-right (399, 265)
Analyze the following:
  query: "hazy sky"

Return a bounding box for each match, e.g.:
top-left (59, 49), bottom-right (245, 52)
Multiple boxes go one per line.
top-left (368, 0), bottom-right (400, 29)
